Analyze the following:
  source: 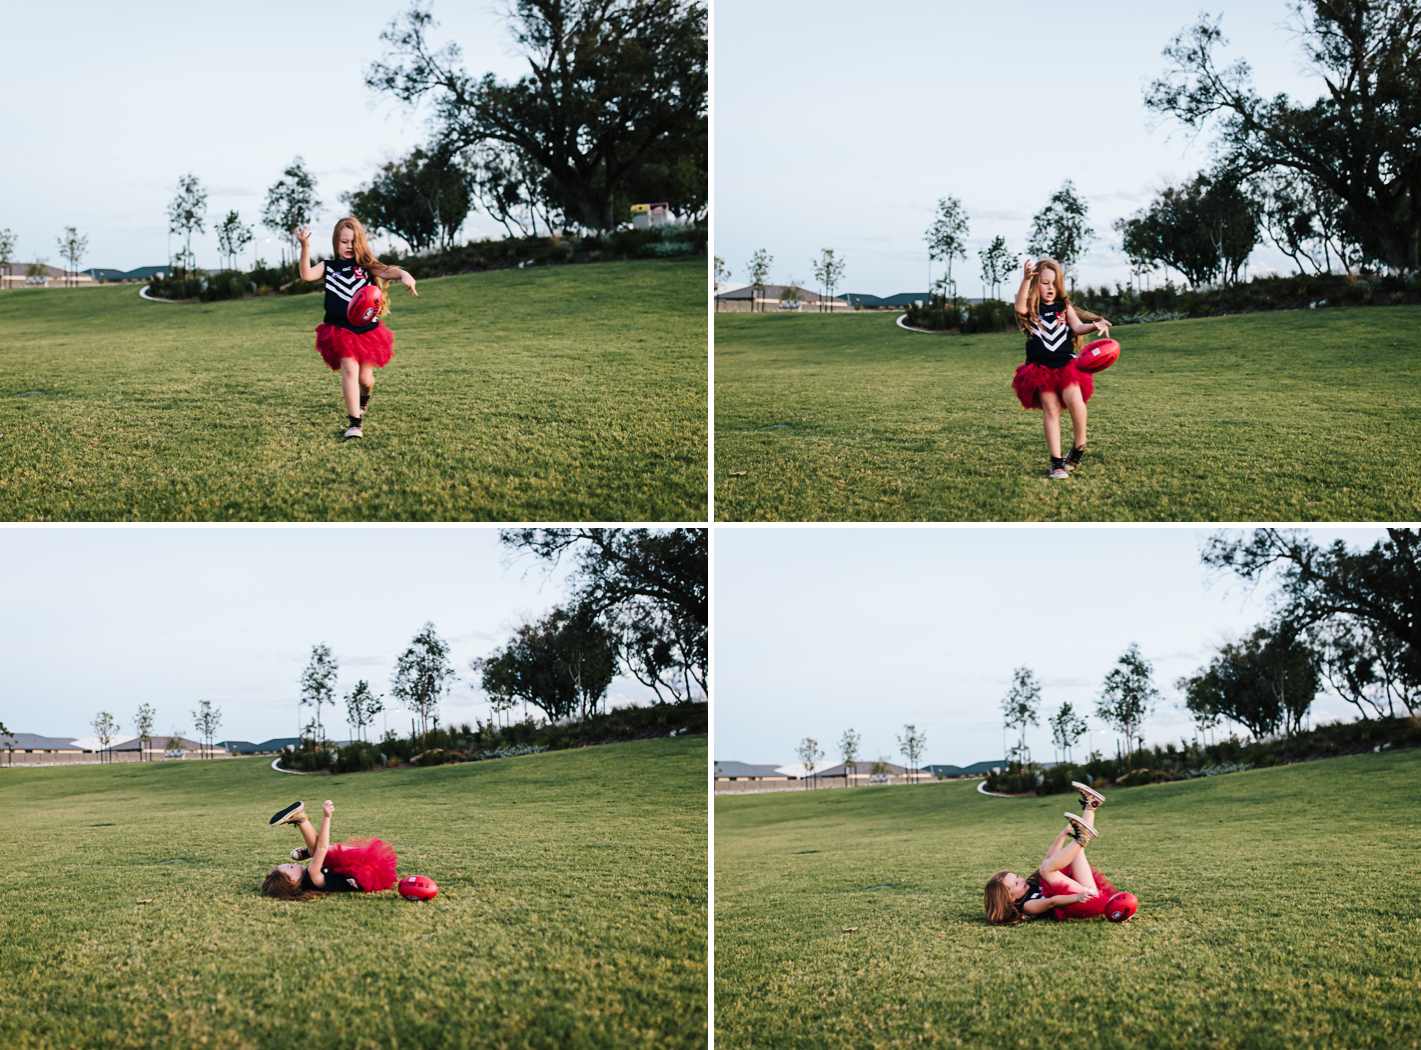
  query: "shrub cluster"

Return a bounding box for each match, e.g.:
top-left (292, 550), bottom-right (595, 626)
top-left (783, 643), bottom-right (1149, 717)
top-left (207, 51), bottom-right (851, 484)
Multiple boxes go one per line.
top-left (983, 715), bottom-right (1421, 796)
top-left (903, 296), bottom-right (1017, 333)
top-left (146, 267), bottom-right (258, 303)
top-left (277, 701), bottom-right (707, 775)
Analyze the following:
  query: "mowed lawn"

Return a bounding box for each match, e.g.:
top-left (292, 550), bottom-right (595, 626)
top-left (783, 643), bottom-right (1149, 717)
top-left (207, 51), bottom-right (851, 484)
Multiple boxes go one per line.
top-left (715, 751), bottom-right (1421, 1050)
top-left (0, 258), bottom-right (706, 521)
top-left (0, 737), bottom-right (707, 1050)
top-left (713, 307), bottom-right (1421, 520)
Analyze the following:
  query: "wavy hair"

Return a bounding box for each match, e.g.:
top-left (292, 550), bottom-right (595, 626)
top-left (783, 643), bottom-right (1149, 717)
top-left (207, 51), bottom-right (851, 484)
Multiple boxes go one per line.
top-left (261, 867), bottom-right (321, 902)
top-left (1015, 258), bottom-right (1072, 339)
top-left (984, 871), bottom-right (1025, 926)
top-left (331, 216), bottom-right (391, 317)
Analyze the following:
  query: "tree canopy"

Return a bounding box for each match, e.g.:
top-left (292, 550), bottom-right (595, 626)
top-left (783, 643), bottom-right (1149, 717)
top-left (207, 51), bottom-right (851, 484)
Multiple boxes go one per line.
top-left (1115, 172), bottom-right (1258, 286)
top-left (343, 146), bottom-right (471, 253)
top-left (500, 528), bottom-right (706, 703)
top-left (367, 0), bottom-right (707, 231)
top-left (1144, 3), bottom-right (1421, 270)
top-left (1179, 625), bottom-right (1320, 739)
top-left (1027, 181), bottom-right (1093, 279)
top-left (474, 604), bottom-right (618, 724)
top-left (1095, 643), bottom-right (1159, 763)
top-left (1201, 528), bottom-right (1420, 717)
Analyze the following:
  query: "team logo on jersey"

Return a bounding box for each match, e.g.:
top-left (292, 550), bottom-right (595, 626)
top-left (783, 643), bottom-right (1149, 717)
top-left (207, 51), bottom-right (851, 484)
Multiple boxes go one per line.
top-left (353, 266), bottom-right (365, 280)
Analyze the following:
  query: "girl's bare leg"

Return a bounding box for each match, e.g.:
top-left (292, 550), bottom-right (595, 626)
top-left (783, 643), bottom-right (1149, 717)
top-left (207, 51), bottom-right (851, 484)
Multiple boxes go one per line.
top-left (1039, 390), bottom-right (1063, 458)
top-left (340, 357), bottom-right (361, 418)
top-left (1061, 384), bottom-right (1087, 449)
top-left (295, 814), bottom-right (319, 852)
top-left (358, 363), bottom-right (374, 415)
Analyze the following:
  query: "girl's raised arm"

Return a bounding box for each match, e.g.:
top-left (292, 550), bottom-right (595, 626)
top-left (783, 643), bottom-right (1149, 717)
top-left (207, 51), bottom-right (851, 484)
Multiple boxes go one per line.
top-left (296, 226), bottom-right (325, 283)
top-left (376, 263), bottom-right (418, 298)
top-left (1015, 258), bottom-right (1036, 314)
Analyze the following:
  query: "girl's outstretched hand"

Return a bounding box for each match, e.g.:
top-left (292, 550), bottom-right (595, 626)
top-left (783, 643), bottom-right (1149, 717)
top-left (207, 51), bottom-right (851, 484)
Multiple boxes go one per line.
top-left (1076, 889), bottom-right (1096, 903)
top-left (295, 225), bottom-right (312, 248)
top-left (322, 800), bottom-right (334, 817)
top-left (1093, 318), bottom-right (1112, 333)
top-left (1023, 258), bottom-right (1036, 280)
top-left (401, 272), bottom-right (418, 297)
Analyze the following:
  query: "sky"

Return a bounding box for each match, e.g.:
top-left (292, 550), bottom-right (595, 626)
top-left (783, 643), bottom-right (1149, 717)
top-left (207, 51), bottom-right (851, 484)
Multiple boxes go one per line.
top-left (713, 526), bottom-right (1391, 770)
top-left (713, 0), bottom-right (1330, 297)
top-left (0, 527), bottom-right (659, 744)
top-left (2, 2), bottom-right (534, 273)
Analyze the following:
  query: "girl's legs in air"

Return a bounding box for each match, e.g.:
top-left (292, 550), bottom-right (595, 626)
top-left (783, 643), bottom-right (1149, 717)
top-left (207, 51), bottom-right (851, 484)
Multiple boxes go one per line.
top-left (293, 811), bottom-right (319, 853)
top-left (1039, 390), bottom-right (1063, 459)
top-left (1061, 383), bottom-right (1088, 451)
top-left (1038, 811), bottom-right (1099, 894)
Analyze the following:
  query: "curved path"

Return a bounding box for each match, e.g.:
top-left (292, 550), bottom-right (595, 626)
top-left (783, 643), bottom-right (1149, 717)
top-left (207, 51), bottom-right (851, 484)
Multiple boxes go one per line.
top-left (896, 313), bottom-right (948, 334)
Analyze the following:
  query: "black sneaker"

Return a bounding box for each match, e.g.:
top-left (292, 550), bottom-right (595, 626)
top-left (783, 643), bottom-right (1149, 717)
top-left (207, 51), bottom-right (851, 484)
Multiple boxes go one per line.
top-left (343, 423), bottom-right (363, 440)
top-left (290, 846), bottom-right (311, 861)
top-left (1064, 445), bottom-right (1087, 471)
top-left (269, 801), bottom-right (305, 827)
top-left (1048, 456), bottom-right (1069, 480)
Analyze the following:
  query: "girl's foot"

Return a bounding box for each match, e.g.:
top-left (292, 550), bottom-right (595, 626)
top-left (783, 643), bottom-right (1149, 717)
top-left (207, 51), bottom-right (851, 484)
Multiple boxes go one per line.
top-left (1073, 781), bottom-right (1105, 810)
top-left (1064, 445), bottom-right (1086, 471)
top-left (290, 846), bottom-right (311, 861)
top-left (269, 801), bottom-right (306, 827)
top-left (1064, 812), bottom-right (1099, 845)
top-left (344, 415), bottom-right (363, 440)
top-left (1048, 456), bottom-right (1069, 480)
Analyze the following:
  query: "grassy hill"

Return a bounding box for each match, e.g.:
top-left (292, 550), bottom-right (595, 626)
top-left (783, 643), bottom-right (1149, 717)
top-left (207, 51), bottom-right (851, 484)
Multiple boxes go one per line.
top-left (715, 750), bottom-right (1421, 1049)
top-left (0, 258), bottom-right (706, 521)
top-left (713, 307), bottom-right (1421, 520)
top-left (0, 737), bottom-right (707, 1049)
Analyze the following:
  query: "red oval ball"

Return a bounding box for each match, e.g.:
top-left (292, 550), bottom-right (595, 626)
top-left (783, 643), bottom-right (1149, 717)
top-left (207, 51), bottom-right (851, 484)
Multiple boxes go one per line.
top-left (398, 875), bottom-right (438, 901)
top-left (347, 285), bottom-right (383, 327)
top-left (1106, 891), bottom-right (1137, 922)
top-left (1076, 338), bottom-right (1120, 373)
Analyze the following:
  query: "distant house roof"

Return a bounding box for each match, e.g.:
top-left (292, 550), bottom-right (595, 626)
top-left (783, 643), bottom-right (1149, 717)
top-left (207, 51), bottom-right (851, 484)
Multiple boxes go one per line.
top-left (839, 291), bottom-right (932, 307)
top-left (69, 734), bottom-right (140, 751)
top-left (2, 733), bottom-right (82, 751)
top-left (82, 268), bottom-right (129, 280)
top-left (217, 739), bottom-right (261, 754)
top-left (714, 283), bottom-right (846, 302)
top-left (921, 761), bottom-right (1003, 776)
top-left (714, 761), bottom-right (791, 779)
top-left (775, 760), bottom-right (839, 778)
top-left (816, 760), bottom-right (916, 777)
top-left (253, 737), bottom-right (304, 752)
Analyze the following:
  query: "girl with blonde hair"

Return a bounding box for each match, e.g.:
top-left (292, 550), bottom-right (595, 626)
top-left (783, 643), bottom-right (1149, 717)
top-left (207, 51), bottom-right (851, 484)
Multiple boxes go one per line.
top-left (983, 782), bottom-right (1126, 925)
top-left (296, 217), bottom-right (419, 439)
top-left (1011, 258), bottom-right (1111, 479)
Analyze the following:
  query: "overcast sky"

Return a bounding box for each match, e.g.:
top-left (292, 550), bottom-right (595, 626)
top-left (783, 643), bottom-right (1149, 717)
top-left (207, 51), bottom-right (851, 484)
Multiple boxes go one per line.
top-left (3, 2), bottom-right (531, 273)
top-left (0, 527), bottom-right (658, 744)
top-left (713, 0), bottom-right (1329, 296)
top-left (713, 527), bottom-right (1391, 769)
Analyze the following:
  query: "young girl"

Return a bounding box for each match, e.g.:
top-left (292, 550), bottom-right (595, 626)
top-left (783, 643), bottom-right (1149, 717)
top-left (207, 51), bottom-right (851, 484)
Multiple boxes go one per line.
top-left (261, 799), bottom-right (399, 901)
top-left (983, 782), bottom-right (1125, 925)
top-left (1012, 258), bottom-right (1111, 479)
top-left (296, 218), bottom-right (418, 440)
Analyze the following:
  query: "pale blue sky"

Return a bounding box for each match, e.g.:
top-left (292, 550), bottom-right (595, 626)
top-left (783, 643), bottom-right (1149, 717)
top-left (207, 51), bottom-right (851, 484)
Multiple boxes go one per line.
top-left (3, 2), bottom-right (530, 273)
top-left (0, 527), bottom-right (656, 743)
top-left (713, 0), bottom-right (1329, 296)
top-left (713, 527), bottom-right (1391, 768)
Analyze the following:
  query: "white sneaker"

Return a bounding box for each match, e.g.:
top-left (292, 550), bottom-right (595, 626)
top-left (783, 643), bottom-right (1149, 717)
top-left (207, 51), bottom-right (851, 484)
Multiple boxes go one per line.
top-left (344, 424), bottom-right (363, 440)
top-left (290, 846), bottom-right (310, 861)
top-left (1048, 466), bottom-right (1069, 480)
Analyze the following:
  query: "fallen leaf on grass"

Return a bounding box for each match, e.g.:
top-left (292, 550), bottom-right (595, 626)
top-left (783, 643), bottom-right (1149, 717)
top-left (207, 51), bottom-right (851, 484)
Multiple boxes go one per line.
top-left (729, 471), bottom-right (747, 477)
top-left (842, 926), bottom-right (859, 932)
top-left (137, 899), bottom-right (154, 904)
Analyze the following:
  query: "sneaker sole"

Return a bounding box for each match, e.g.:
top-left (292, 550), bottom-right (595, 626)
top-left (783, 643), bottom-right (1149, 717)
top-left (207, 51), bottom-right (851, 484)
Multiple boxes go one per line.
top-left (1064, 812), bottom-right (1099, 840)
top-left (1071, 781), bottom-right (1106, 805)
top-left (269, 802), bottom-right (305, 827)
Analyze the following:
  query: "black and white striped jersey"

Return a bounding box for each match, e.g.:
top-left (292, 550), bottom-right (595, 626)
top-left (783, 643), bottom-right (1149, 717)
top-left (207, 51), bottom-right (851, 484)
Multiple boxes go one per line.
top-left (322, 259), bottom-right (380, 333)
top-left (1023, 301), bottom-right (1075, 368)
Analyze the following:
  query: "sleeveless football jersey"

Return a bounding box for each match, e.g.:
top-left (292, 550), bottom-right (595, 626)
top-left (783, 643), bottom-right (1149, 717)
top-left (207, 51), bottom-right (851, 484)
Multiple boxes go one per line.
top-left (1023, 301), bottom-right (1075, 368)
top-left (323, 259), bottom-right (381, 334)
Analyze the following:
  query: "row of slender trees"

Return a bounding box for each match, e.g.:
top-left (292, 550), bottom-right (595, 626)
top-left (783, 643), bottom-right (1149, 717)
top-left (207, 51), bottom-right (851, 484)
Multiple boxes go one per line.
top-left (298, 529), bottom-right (708, 747)
top-left (1003, 528), bottom-right (1420, 766)
top-left (793, 724), bottom-right (928, 789)
top-left (0, 227), bottom-right (90, 287)
top-left (719, 248), bottom-right (846, 311)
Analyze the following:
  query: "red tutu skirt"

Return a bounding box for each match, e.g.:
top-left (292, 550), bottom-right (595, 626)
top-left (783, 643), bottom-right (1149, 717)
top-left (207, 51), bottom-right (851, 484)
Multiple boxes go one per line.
top-left (1011, 359), bottom-right (1094, 410)
top-left (324, 837), bottom-right (399, 893)
top-left (315, 323), bottom-right (394, 371)
top-left (1041, 866), bottom-right (1118, 920)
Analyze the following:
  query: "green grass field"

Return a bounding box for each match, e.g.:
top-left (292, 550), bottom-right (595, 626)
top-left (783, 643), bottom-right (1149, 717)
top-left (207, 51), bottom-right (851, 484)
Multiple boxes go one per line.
top-left (714, 751), bottom-right (1421, 1049)
top-left (0, 737), bottom-right (706, 1049)
top-left (713, 308), bottom-right (1421, 520)
top-left (0, 259), bottom-right (706, 521)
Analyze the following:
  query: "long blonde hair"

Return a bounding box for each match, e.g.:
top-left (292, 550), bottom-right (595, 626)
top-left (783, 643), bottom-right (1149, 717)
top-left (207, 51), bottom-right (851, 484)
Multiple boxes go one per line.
top-left (1016, 258), bottom-right (1072, 335)
top-left (331, 216), bottom-right (391, 318)
top-left (984, 871), bottom-right (1024, 926)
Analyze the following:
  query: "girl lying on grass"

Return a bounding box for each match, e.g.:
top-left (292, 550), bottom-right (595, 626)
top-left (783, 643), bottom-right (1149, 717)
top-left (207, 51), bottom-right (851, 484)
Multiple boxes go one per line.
top-left (1012, 258), bottom-right (1112, 479)
top-left (296, 217), bottom-right (418, 441)
top-left (261, 799), bottom-right (398, 901)
top-left (983, 782), bottom-right (1124, 924)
